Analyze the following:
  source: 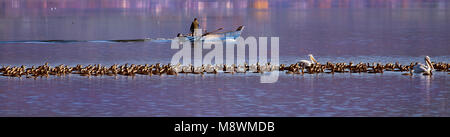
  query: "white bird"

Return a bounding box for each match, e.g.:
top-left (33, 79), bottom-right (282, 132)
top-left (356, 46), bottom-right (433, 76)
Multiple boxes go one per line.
top-left (298, 54), bottom-right (318, 67)
top-left (204, 64), bottom-right (213, 72)
top-left (205, 64), bottom-right (218, 73)
top-left (224, 64), bottom-right (235, 73)
top-left (249, 64), bottom-right (258, 72)
top-left (171, 63), bottom-right (182, 73)
top-left (260, 63), bottom-right (272, 72)
top-left (413, 56), bottom-right (434, 75)
top-left (193, 66), bottom-right (204, 74)
top-left (182, 64), bottom-right (193, 73)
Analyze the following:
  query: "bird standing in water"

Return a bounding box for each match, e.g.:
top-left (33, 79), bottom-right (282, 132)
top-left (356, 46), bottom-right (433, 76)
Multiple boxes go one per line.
top-left (298, 54), bottom-right (318, 67)
top-left (413, 56), bottom-right (434, 75)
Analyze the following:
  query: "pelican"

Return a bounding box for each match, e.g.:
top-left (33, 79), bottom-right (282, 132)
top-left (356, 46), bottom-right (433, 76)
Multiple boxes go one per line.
top-left (298, 54), bottom-right (318, 67)
top-left (224, 64), bottom-right (235, 73)
top-left (182, 64), bottom-right (193, 73)
top-left (205, 64), bottom-right (219, 73)
top-left (260, 63), bottom-right (273, 72)
top-left (413, 56), bottom-right (434, 75)
top-left (249, 64), bottom-right (258, 72)
top-left (204, 64), bottom-right (213, 73)
top-left (171, 63), bottom-right (182, 73)
top-left (192, 65), bottom-right (204, 74)
top-left (205, 64), bottom-right (219, 74)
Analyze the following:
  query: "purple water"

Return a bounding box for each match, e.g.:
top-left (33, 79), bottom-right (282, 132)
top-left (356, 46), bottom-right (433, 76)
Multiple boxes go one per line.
top-left (0, 0), bottom-right (449, 116)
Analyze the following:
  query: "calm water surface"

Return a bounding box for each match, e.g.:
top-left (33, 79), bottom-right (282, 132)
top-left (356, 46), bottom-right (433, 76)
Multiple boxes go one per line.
top-left (0, 0), bottom-right (449, 116)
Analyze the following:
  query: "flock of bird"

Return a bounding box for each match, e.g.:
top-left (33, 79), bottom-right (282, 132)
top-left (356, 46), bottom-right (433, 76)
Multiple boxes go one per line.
top-left (1, 55), bottom-right (448, 79)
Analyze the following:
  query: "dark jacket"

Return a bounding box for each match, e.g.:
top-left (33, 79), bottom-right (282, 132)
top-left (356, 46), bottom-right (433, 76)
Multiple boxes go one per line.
top-left (190, 20), bottom-right (199, 33)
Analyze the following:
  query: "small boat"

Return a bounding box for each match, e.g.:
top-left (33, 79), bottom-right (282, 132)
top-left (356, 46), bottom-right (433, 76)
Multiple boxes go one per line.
top-left (177, 26), bottom-right (244, 42)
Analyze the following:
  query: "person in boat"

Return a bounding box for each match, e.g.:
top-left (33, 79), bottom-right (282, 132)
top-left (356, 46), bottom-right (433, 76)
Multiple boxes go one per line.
top-left (190, 18), bottom-right (200, 36)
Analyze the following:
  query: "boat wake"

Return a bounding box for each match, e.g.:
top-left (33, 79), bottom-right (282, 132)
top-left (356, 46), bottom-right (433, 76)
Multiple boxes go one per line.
top-left (0, 38), bottom-right (173, 44)
top-left (0, 26), bottom-right (244, 45)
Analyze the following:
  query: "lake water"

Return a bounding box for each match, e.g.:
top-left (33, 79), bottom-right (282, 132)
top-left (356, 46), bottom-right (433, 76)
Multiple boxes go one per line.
top-left (0, 0), bottom-right (449, 116)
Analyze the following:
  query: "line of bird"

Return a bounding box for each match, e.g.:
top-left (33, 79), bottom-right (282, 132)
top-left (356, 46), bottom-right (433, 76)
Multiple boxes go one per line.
top-left (0, 55), bottom-right (448, 79)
